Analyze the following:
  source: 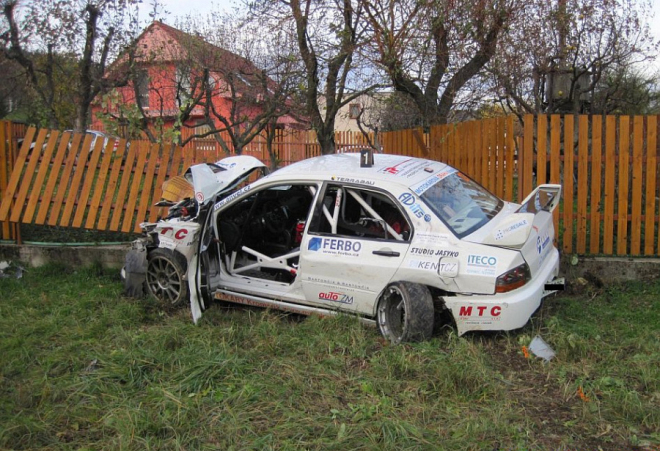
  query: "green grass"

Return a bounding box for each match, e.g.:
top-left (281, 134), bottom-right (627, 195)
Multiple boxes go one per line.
top-left (1, 265), bottom-right (659, 450)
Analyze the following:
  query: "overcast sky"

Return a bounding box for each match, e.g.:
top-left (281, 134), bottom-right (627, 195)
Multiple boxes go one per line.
top-left (149, 0), bottom-right (660, 70)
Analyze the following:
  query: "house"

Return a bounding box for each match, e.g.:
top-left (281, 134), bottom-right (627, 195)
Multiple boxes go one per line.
top-left (91, 21), bottom-right (301, 139)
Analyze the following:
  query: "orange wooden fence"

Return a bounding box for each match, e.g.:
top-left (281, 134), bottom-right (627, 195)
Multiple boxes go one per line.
top-left (1, 115), bottom-right (659, 256)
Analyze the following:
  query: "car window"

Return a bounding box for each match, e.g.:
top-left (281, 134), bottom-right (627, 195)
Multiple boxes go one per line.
top-left (419, 172), bottom-right (502, 238)
top-left (308, 184), bottom-right (411, 241)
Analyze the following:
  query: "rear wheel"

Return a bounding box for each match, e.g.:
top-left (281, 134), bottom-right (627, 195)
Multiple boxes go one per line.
top-left (377, 282), bottom-right (434, 344)
top-left (146, 248), bottom-right (189, 307)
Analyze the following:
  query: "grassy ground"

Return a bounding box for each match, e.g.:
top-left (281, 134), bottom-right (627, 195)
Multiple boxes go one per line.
top-left (1, 264), bottom-right (659, 451)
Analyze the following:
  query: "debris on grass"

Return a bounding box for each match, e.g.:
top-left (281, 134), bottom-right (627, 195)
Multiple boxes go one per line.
top-left (529, 335), bottom-right (555, 362)
top-left (0, 261), bottom-right (24, 279)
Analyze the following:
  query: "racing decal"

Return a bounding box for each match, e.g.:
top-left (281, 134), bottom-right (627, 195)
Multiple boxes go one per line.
top-left (195, 191), bottom-right (205, 202)
top-left (411, 168), bottom-right (458, 195)
top-left (410, 247), bottom-right (459, 257)
top-left (175, 229), bottom-right (189, 240)
top-left (413, 232), bottom-right (453, 245)
top-left (217, 161), bottom-right (237, 169)
top-left (307, 237), bottom-right (361, 257)
top-left (214, 185), bottom-right (251, 210)
top-left (466, 254), bottom-right (498, 276)
top-left (158, 235), bottom-right (176, 250)
top-left (379, 158), bottom-right (413, 175)
top-left (458, 305), bottom-right (502, 317)
top-left (318, 291), bottom-right (354, 304)
top-left (398, 193), bottom-right (432, 222)
top-left (305, 276), bottom-right (369, 291)
top-left (331, 176), bottom-right (375, 186)
top-left (537, 232), bottom-right (551, 255)
top-left (408, 259), bottom-right (458, 275)
top-left (495, 219), bottom-right (529, 241)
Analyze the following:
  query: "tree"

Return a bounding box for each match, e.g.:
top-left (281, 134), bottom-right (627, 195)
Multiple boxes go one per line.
top-left (362, 0), bottom-right (514, 127)
top-left (249, 0), bottom-right (379, 154)
top-left (590, 67), bottom-right (660, 115)
top-left (0, 0), bottom-right (140, 131)
top-left (489, 0), bottom-right (658, 117)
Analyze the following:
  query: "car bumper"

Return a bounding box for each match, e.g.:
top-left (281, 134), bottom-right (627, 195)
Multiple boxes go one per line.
top-left (446, 248), bottom-right (561, 335)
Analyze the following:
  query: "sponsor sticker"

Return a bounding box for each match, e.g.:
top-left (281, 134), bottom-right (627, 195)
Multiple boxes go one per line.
top-left (195, 191), bottom-right (204, 202)
top-left (217, 161), bottom-right (237, 169)
top-left (331, 176), bottom-right (375, 186)
top-left (158, 235), bottom-right (176, 250)
top-left (318, 291), bottom-right (354, 304)
top-left (466, 254), bottom-right (498, 276)
top-left (408, 259), bottom-right (458, 275)
top-left (458, 305), bottom-right (502, 318)
top-left (410, 247), bottom-right (459, 257)
top-left (214, 185), bottom-right (251, 210)
top-left (411, 168), bottom-right (458, 195)
top-left (398, 193), bottom-right (432, 222)
top-left (308, 237), bottom-right (362, 257)
top-left (495, 219), bottom-right (529, 241)
top-left (305, 276), bottom-right (369, 291)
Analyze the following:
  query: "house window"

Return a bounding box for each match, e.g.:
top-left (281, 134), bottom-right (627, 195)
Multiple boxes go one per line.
top-left (349, 103), bottom-right (362, 119)
top-left (176, 66), bottom-right (192, 106)
top-left (136, 70), bottom-right (149, 108)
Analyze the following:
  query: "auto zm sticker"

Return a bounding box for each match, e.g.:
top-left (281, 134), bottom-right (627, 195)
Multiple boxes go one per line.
top-left (495, 219), bottom-right (529, 240)
top-left (318, 291), bottom-right (354, 304)
top-left (398, 193), bottom-right (432, 222)
top-left (214, 185), bottom-right (251, 210)
top-left (466, 254), bottom-right (498, 276)
top-left (307, 237), bottom-right (362, 257)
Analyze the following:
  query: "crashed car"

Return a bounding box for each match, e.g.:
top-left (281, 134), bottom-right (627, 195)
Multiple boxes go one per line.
top-left (125, 153), bottom-right (564, 343)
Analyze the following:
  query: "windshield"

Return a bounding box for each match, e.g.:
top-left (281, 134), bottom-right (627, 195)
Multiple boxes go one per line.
top-left (418, 172), bottom-right (502, 238)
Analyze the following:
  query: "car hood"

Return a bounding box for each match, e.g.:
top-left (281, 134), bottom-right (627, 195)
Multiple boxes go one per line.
top-left (186, 155), bottom-right (267, 206)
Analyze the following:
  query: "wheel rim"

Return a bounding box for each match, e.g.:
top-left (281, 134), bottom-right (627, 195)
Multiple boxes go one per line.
top-left (378, 286), bottom-right (406, 342)
top-left (147, 255), bottom-right (184, 304)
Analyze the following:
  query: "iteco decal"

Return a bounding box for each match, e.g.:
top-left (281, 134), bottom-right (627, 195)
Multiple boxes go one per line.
top-left (466, 254), bottom-right (498, 276)
top-left (308, 237), bottom-right (362, 257)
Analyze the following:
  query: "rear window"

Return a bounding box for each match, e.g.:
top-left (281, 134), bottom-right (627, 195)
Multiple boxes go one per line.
top-left (418, 172), bottom-right (502, 238)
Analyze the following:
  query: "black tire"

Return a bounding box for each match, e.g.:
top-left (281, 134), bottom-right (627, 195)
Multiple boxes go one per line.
top-left (146, 248), bottom-right (189, 307)
top-left (377, 282), bottom-right (434, 344)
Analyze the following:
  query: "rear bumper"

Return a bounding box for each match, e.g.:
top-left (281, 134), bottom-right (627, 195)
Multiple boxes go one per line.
top-left (446, 248), bottom-right (560, 335)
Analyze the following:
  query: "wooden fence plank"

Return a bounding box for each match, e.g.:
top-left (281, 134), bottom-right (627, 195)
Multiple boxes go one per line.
top-left (616, 117), bottom-right (630, 255)
top-left (0, 122), bottom-right (9, 239)
top-left (85, 138), bottom-right (118, 229)
top-left (562, 115), bottom-right (575, 253)
top-left (576, 115), bottom-right (589, 254)
top-left (521, 115), bottom-right (534, 203)
top-left (537, 114), bottom-right (547, 185)
top-left (645, 118), bottom-right (657, 255)
top-left (23, 131), bottom-right (60, 223)
top-left (134, 143), bottom-right (160, 232)
top-left (109, 142), bottom-right (139, 231)
top-left (496, 117), bottom-right (505, 198)
top-left (550, 115), bottom-right (561, 234)
top-left (72, 136), bottom-right (105, 227)
top-left (603, 116), bottom-right (616, 254)
top-left (121, 141), bottom-right (149, 233)
top-left (47, 133), bottom-right (82, 226)
top-left (476, 121), bottom-right (484, 185)
top-left (60, 135), bottom-right (94, 226)
top-left (505, 116), bottom-right (515, 202)
top-left (97, 139), bottom-right (128, 230)
top-left (630, 116), bottom-right (644, 255)
top-left (35, 132), bottom-right (71, 225)
top-left (589, 117), bottom-right (603, 254)
top-left (148, 144), bottom-right (174, 223)
top-left (10, 129), bottom-right (49, 223)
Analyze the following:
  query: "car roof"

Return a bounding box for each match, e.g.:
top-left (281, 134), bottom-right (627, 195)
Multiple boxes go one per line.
top-left (264, 153), bottom-right (452, 190)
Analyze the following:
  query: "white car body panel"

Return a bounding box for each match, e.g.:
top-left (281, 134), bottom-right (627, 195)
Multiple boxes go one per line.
top-left (136, 153), bottom-right (562, 336)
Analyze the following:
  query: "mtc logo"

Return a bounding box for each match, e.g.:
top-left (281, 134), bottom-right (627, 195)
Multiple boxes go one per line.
top-left (459, 305), bottom-right (502, 317)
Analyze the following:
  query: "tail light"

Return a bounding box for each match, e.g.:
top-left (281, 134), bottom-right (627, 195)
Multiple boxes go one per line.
top-left (496, 263), bottom-right (531, 293)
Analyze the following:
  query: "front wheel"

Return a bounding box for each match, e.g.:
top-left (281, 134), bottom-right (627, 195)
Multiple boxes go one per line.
top-left (146, 248), bottom-right (189, 307)
top-left (377, 282), bottom-right (434, 344)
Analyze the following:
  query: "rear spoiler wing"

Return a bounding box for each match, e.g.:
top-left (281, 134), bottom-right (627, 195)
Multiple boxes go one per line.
top-left (517, 184), bottom-right (561, 214)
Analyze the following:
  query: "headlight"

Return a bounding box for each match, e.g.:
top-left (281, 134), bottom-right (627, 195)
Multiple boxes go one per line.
top-left (495, 263), bottom-right (531, 293)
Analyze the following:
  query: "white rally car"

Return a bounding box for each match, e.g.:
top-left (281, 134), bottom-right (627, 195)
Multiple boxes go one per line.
top-left (126, 153), bottom-right (563, 343)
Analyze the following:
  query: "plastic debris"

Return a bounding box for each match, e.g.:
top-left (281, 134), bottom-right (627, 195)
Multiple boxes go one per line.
top-left (0, 261), bottom-right (24, 279)
top-left (529, 335), bottom-right (555, 362)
